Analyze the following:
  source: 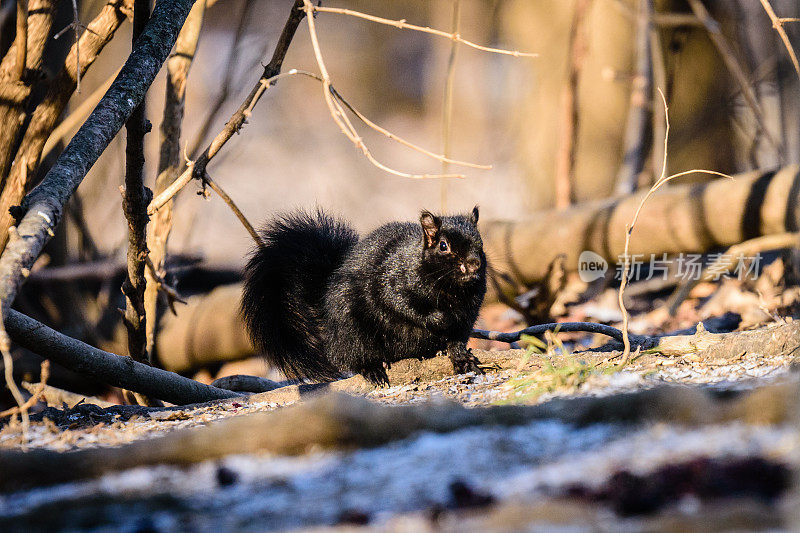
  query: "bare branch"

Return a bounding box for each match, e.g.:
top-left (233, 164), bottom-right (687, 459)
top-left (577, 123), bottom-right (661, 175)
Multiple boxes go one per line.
top-left (203, 172), bottom-right (264, 247)
top-left (311, 5), bottom-right (538, 58)
top-left (147, 0), bottom-right (308, 214)
top-left (121, 0), bottom-right (153, 364)
top-left (187, 0), bottom-right (256, 158)
top-left (687, 0), bottom-right (784, 163)
top-left (614, 0), bottom-right (651, 195)
top-left (301, 0), bottom-right (464, 180)
top-left (0, 0), bottom-right (56, 183)
top-left (145, 0), bottom-right (206, 356)
top-left (555, 0), bottom-right (591, 206)
top-left (617, 90), bottom-right (732, 362)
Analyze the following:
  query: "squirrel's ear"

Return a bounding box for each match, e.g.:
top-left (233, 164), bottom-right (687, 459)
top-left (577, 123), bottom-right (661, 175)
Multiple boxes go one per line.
top-left (470, 205), bottom-right (479, 225)
top-left (420, 211), bottom-right (441, 247)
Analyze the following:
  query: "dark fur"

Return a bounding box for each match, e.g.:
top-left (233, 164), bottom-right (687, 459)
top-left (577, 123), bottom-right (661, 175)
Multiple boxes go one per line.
top-left (241, 208), bottom-right (487, 384)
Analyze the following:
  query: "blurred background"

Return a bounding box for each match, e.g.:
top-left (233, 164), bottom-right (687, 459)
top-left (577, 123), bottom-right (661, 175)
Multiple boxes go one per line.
top-left (24, 0), bottom-right (798, 263)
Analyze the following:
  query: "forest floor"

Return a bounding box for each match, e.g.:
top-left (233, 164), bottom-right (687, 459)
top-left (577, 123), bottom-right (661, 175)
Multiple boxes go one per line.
top-left (2, 277), bottom-right (800, 531)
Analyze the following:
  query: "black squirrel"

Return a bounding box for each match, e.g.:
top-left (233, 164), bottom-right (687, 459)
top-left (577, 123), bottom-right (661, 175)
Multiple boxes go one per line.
top-left (241, 207), bottom-right (487, 385)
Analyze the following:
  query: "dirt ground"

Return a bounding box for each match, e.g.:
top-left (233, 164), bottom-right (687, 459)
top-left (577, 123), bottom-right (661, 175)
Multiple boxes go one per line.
top-left (1, 315), bottom-right (799, 532)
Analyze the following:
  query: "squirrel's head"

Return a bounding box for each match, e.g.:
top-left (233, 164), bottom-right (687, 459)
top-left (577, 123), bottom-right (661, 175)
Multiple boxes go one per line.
top-left (419, 206), bottom-right (486, 287)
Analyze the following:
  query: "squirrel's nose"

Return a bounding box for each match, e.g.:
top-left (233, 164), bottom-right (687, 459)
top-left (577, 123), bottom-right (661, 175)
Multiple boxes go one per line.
top-left (465, 255), bottom-right (481, 273)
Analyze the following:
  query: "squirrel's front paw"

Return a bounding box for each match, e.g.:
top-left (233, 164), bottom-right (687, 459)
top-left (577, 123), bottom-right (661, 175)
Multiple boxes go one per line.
top-left (447, 344), bottom-right (484, 376)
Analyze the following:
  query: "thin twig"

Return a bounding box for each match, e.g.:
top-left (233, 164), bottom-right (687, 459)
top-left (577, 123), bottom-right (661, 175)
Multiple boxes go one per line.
top-left (311, 5), bottom-right (537, 58)
top-left (302, 0), bottom-right (464, 180)
top-left (555, 0), bottom-right (591, 207)
top-left (0, 360), bottom-right (48, 418)
top-left (4, 309), bottom-right (239, 405)
top-left (187, 0), bottom-right (256, 158)
top-left (0, 299), bottom-right (28, 432)
top-left (758, 0), bottom-right (800, 83)
top-left (144, 255), bottom-right (186, 315)
top-left (614, 0), bottom-right (651, 195)
top-left (147, 0), bottom-right (307, 215)
top-left (617, 89), bottom-right (733, 362)
top-left (203, 172), bottom-right (264, 247)
top-left (53, 0), bottom-right (83, 92)
top-left (440, 0), bottom-right (461, 211)
top-left (330, 85), bottom-right (490, 170)
top-left (687, 0), bottom-right (784, 163)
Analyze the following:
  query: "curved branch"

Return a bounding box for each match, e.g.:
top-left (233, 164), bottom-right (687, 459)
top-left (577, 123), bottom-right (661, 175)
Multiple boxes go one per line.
top-left (471, 321), bottom-right (651, 346)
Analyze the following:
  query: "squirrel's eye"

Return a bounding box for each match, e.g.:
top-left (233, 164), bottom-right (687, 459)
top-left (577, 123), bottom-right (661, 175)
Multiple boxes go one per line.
top-left (438, 239), bottom-right (449, 252)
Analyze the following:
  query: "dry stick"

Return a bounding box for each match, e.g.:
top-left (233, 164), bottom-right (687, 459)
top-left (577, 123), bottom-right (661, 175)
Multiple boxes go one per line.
top-left (555, 0), bottom-right (591, 208)
top-left (181, 69), bottom-right (486, 245)
top-left (147, 0), bottom-right (307, 215)
top-left (0, 0), bottom-right (55, 184)
top-left (144, 255), bottom-right (186, 315)
top-left (0, 0), bottom-right (197, 322)
top-left (149, 71), bottom-right (489, 212)
top-left (0, 360), bottom-right (48, 418)
top-left (665, 232), bottom-right (800, 315)
top-left (649, 2), bottom-right (668, 183)
top-left (687, 0), bottom-right (784, 163)
top-left (617, 89), bottom-right (733, 362)
top-left (145, 0), bottom-right (206, 357)
top-left (4, 309), bottom-right (239, 404)
top-left (13, 0), bottom-right (28, 80)
top-left (329, 85), bottom-right (490, 170)
top-left (301, 0), bottom-right (463, 180)
top-left (203, 173), bottom-right (264, 247)
top-left (53, 0), bottom-right (83, 93)
top-left (440, 0), bottom-right (461, 212)
top-left (187, 0), bottom-right (256, 158)
top-left (121, 0), bottom-right (152, 366)
top-left (0, 0), bottom-right (133, 254)
top-left (311, 5), bottom-right (537, 58)
top-left (0, 299), bottom-right (27, 431)
top-left (615, 0), bottom-right (651, 196)
top-left (759, 0), bottom-right (800, 82)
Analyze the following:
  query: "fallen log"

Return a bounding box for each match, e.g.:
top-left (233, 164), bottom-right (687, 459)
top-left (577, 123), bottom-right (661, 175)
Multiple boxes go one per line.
top-left (483, 165), bottom-right (800, 298)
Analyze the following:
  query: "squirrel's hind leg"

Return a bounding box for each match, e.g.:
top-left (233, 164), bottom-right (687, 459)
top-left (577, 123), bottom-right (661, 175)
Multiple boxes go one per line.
top-left (446, 342), bottom-right (484, 376)
top-left (360, 364), bottom-right (390, 386)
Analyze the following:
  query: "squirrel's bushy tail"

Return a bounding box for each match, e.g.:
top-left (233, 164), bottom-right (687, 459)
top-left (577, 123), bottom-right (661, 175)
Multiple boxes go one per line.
top-left (241, 210), bottom-right (358, 381)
